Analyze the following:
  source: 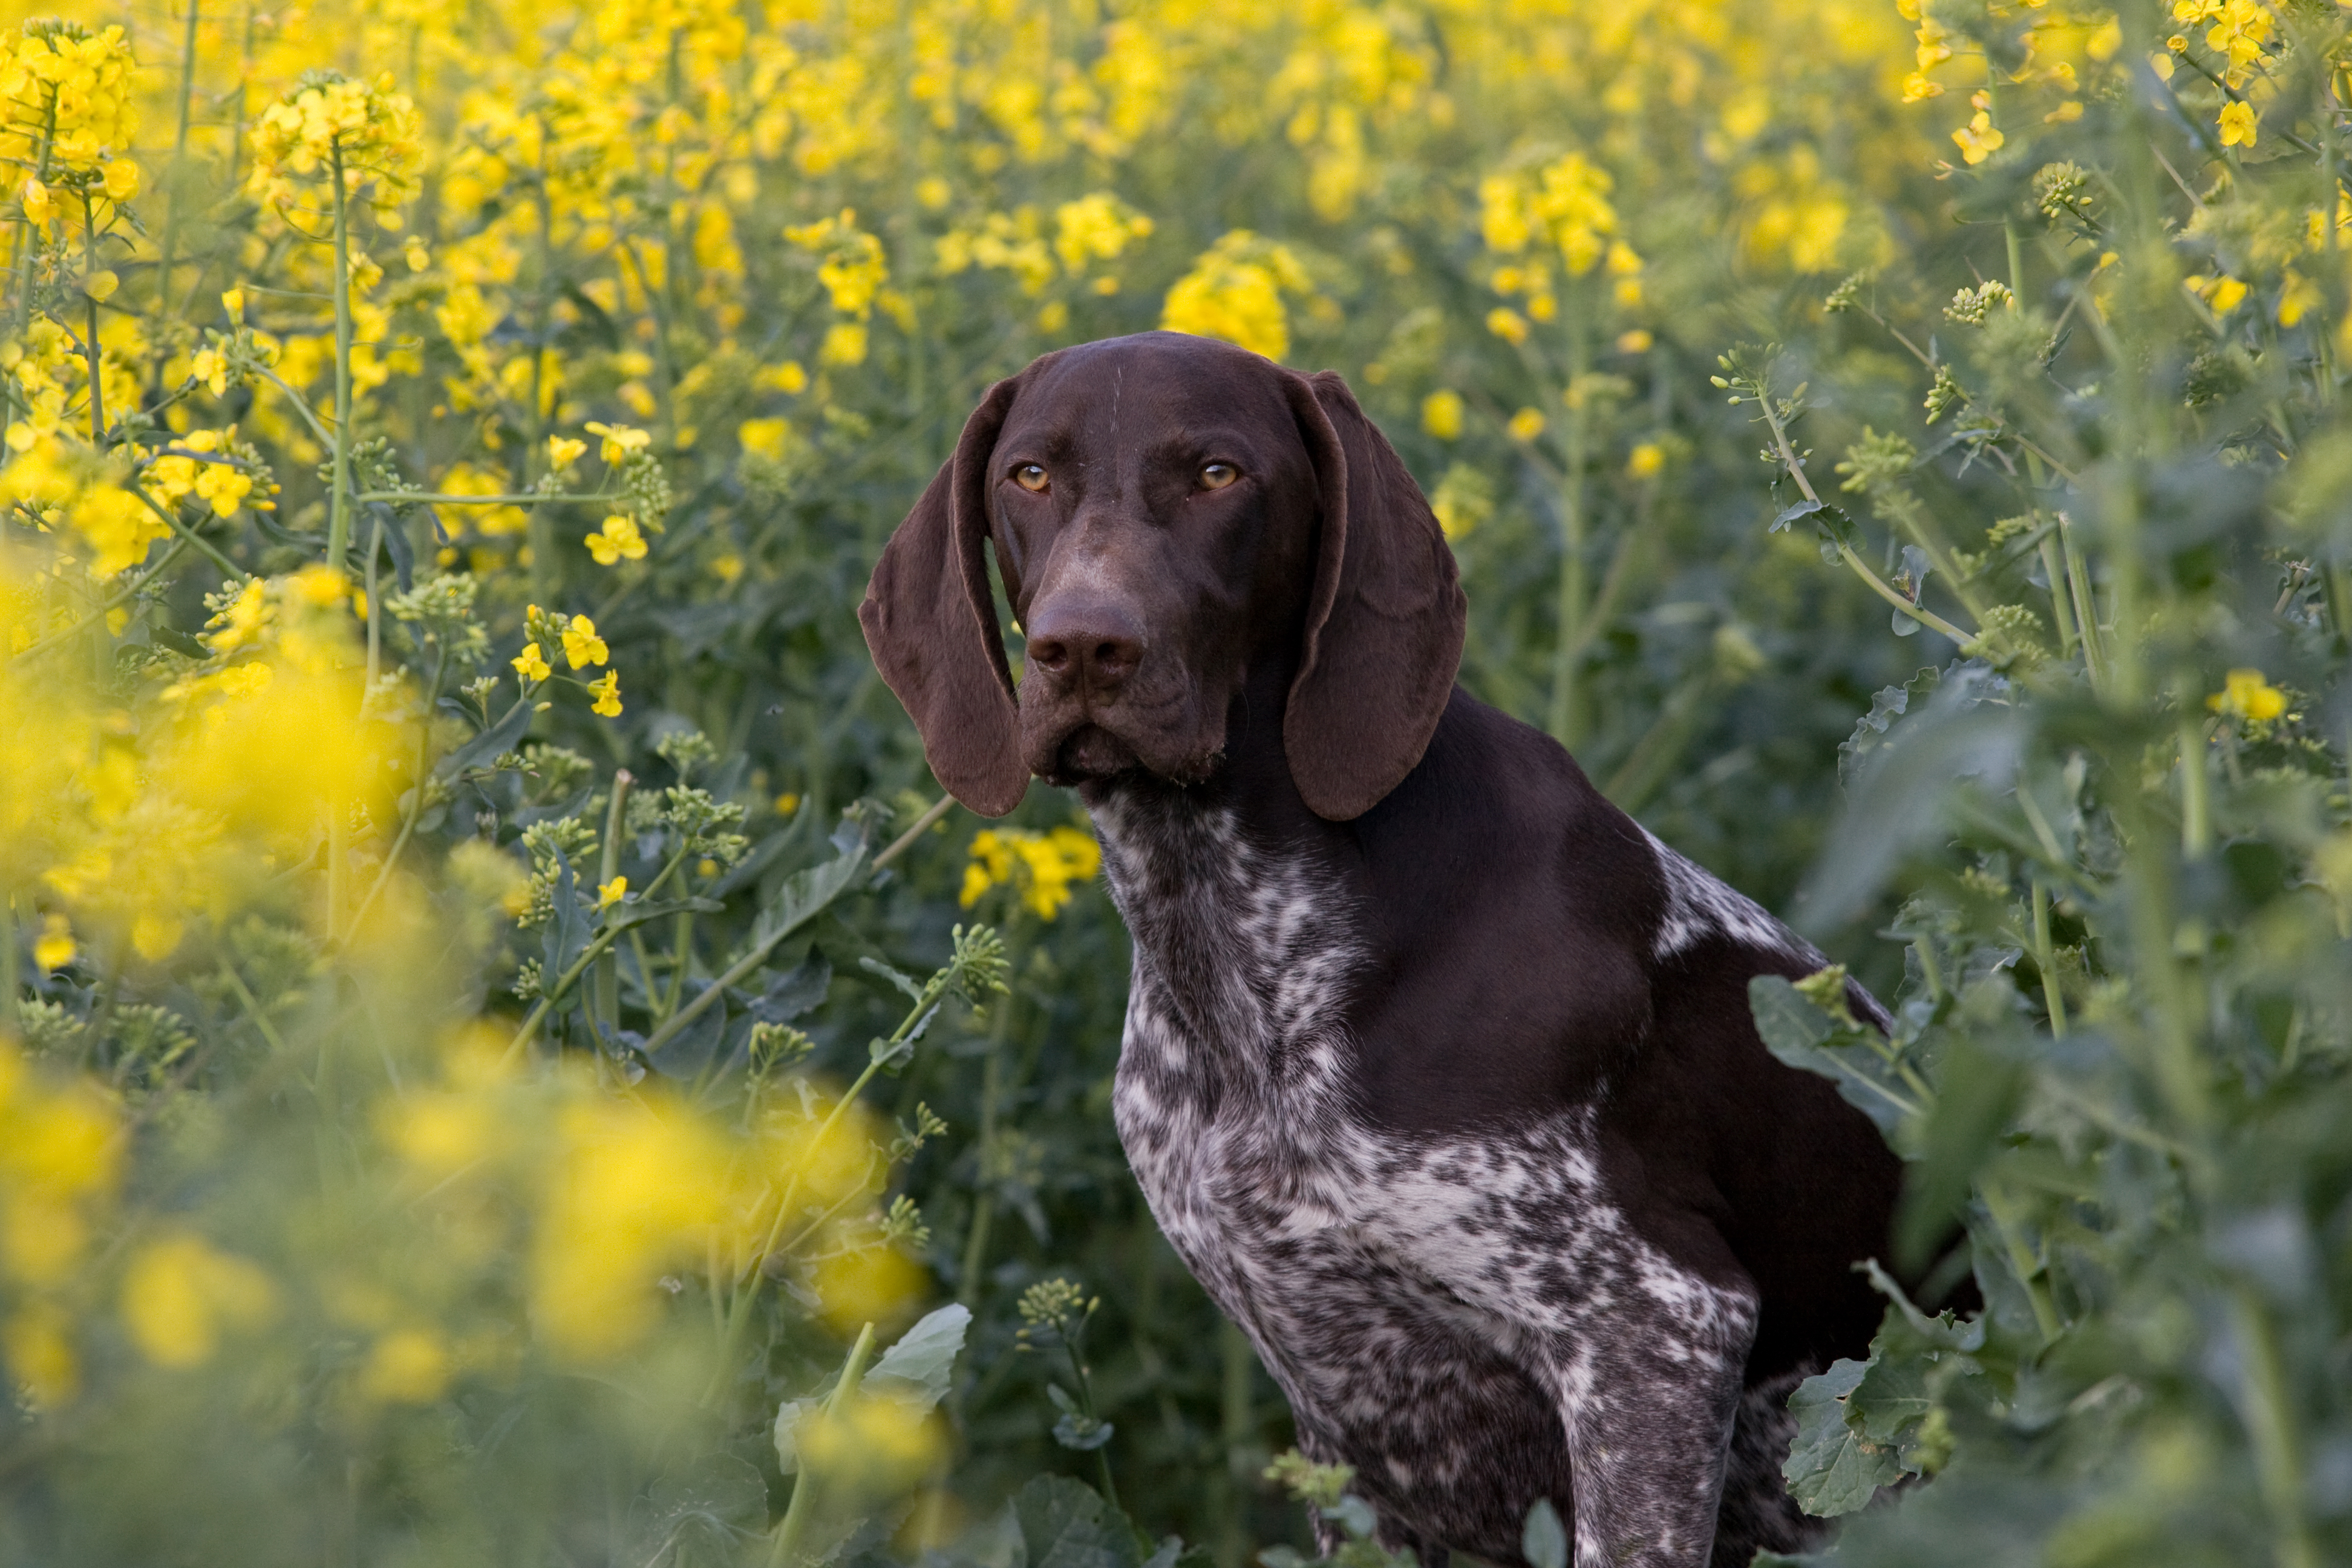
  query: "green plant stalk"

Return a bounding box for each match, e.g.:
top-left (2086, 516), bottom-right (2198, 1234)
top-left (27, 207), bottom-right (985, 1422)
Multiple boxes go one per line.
top-left (659, 908), bottom-right (693, 1020)
top-left (1981, 1183), bottom-right (2062, 1345)
top-left (2230, 1290), bottom-right (2319, 1568)
top-left (2038, 531), bottom-right (2080, 658)
top-left (79, 194), bottom-right (103, 446)
top-left (2179, 702), bottom-right (2212, 858)
top-left (341, 650), bottom-right (449, 938)
top-left (363, 509), bottom-right (385, 685)
top-left (2058, 510), bottom-right (2106, 690)
top-left (325, 137), bottom-right (356, 575)
top-left (596, 770), bottom-right (633, 1037)
top-left (10, 536), bottom-right (191, 664)
top-left (127, 485), bottom-right (240, 576)
top-left (16, 95), bottom-right (56, 332)
top-left (956, 995), bottom-right (1015, 1306)
top-left (769, 1321), bottom-right (878, 1568)
top-left (1059, 1326), bottom-right (1123, 1518)
top-left (639, 803), bottom-right (947, 1057)
top-left (501, 840), bottom-right (694, 1061)
top-left (2032, 880), bottom-right (2069, 1039)
top-left (1754, 382), bottom-right (1975, 644)
top-left (1549, 306), bottom-right (1591, 748)
top-left (154, 0), bottom-right (200, 376)
top-left (1217, 1320), bottom-right (1255, 1568)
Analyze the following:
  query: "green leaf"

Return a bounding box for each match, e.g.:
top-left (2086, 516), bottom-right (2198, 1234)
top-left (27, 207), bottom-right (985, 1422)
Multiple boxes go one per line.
top-left (861, 1302), bottom-right (970, 1412)
top-left (1749, 976), bottom-right (1923, 1137)
top-left (1783, 1357), bottom-right (1906, 1517)
top-left (750, 843), bottom-right (870, 953)
top-left (1014, 1475), bottom-right (1138, 1568)
top-left (1521, 1498), bottom-right (1567, 1568)
top-left (634, 1452), bottom-right (768, 1567)
top-left (601, 896), bottom-right (724, 933)
top-left (434, 693), bottom-right (533, 780)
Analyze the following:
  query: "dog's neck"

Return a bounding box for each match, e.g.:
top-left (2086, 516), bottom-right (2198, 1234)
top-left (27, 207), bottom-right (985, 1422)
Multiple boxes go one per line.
top-left (1076, 653), bottom-right (1372, 1098)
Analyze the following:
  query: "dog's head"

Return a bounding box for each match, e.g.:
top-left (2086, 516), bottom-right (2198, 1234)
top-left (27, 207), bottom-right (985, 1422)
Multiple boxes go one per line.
top-left (858, 332), bottom-right (1465, 820)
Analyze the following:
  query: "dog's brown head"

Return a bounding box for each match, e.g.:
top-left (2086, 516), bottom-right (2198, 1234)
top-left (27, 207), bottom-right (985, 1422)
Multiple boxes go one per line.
top-left (858, 332), bottom-right (1465, 820)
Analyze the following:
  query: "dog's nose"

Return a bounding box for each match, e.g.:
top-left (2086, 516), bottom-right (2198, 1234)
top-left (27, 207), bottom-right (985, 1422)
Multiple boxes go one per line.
top-left (1024, 599), bottom-right (1144, 695)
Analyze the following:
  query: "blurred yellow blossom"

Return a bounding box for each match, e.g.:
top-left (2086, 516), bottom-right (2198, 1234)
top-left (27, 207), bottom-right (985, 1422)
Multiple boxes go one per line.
top-left (1161, 231), bottom-right (1313, 361)
top-left (959, 826), bottom-right (1101, 920)
top-left (546, 435), bottom-right (586, 471)
top-left (596, 876), bottom-right (627, 909)
top-left (2218, 100), bottom-right (2256, 148)
top-left (512, 642), bottom-right (550, 682)
top-left (583, 422), bottom-right (651, 465)
top-left (121, 1235), bottom-right (279, 1368)
top-left (2209, 668), bottom-right (2286, 722)
top-left (1422, 390), bottom-right (1465, 440)
top-left (1507, 407), bottom-right (1547, 442)
top-left (32, 912), bottom-right (73, 970)
top-left (358, 1328), bottom-right (452, 1404)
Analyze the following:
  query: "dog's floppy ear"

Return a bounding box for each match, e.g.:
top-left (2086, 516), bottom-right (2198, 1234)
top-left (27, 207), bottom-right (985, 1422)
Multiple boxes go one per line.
top-left (1281, 369), bottom-right (1467, 822)
top-left (859, 377), bottom-right (1028, 817)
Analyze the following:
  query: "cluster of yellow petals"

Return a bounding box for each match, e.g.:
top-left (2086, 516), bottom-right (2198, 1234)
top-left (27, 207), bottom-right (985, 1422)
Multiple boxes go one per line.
top-left (0, 1039), bottom-right (122, 1406)
top-left (958, 825), bottom-right (1102, 921)
top-left (248, 71), bottom-right (424, 216)
top-left (1160, 230), bottom-right (1316, 361)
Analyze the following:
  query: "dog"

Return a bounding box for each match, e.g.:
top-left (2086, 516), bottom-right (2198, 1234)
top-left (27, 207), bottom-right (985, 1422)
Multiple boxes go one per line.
top-left (860, 332), bottom-right (1904, 1567)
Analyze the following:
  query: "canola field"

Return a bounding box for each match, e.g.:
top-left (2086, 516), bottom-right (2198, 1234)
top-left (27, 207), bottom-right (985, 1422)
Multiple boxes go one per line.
top-left (2, 1), bottom-right (2351, 1564)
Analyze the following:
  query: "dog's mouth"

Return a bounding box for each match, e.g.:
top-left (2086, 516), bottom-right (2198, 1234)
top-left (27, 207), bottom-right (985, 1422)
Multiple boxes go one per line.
top-left (1046, 723), bottom-right (1142, 784)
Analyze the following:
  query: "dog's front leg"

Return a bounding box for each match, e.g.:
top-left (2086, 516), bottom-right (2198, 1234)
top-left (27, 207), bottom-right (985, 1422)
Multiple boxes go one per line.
top-left (1541, 1287), bottom-right (1756, 1568)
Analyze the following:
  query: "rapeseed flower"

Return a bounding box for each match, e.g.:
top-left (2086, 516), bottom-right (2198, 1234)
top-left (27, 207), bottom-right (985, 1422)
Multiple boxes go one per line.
top-left (561, 615), bottom-right (609, 668)
top-left (959, 826), bottom-right (1101, 920)
top-left (585, 515), bottom-right (647, 565)
top-left (588, 670), bottom-right (622, 717)
top-left (2209, 668), bottom-right (2286, 722)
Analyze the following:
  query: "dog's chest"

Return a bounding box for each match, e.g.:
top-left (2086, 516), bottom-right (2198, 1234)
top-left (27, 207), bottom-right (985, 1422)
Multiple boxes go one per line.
top-left (1088, 795), bottom-right (1628, 1543)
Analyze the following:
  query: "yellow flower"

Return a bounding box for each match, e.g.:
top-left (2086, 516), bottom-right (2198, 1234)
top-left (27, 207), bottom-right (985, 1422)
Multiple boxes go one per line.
top-left (1616, 329), bottom-right (1655, 354)
top-left (1507, 407), bottom-right (1547, 442)
top-left (99, 158), bottom-right (137, 202)
top-left (546, 435), bottom-right (586, 471)
top-left (1486, 307), bottom-right (1530, 345)
top-left (596, 875), bottom-right (627, 909)
top-left (583, 421), bottom-right (651, 465)
top-left (1627, 442), bottom-right (1666, 479)
top-left (588, 670), bottom-right (622, 717)
top-left (3, 1303), bottom-right (78, 1408)
top-left (358, 1328), bottom-right (451, 1404)
top-left (21, 178), bottom-right (51, 232)
top-left (83, 270), bottom-right (117, 302)
top-left (1952, 96), bottom-right (2005, 165)
top-left (221, 288), bottom-right (244, 317)
top-left (958, 826), bottom-right (1100, 920)
top-left (2208, 668), bottom-right (2286, 723)
top-left (33, 913), bottom-right (74, 971)
top-left (1160, 231), bottom-right (1312, 361)
top-left (561, 615), bottom-right (609, 669)
top-left (2218, 100), bottom-right (2258, 148)
top-left (739, 417), bottom-right (791, 460)
top-left (1422, 390), bottom-right (1465, 441)
top-left (512, 642), bottom-right (551, 682)
top-left (584, 515), bottom-right (647, 566)
top-left (120, 1235), bottom-right (279, 1368)
top-left (189, 347), bottom-right (229, 396)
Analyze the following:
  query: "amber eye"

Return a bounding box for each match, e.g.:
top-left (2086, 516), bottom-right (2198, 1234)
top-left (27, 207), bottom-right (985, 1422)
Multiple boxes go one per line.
top-left (1200, 462), bottom-right (1238, 491)
top-left (1013, 463), bottom-right (1050, 492)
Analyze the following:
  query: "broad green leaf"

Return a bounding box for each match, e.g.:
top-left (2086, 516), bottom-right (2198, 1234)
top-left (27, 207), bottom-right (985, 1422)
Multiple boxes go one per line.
top-left (434, 693), bottom-right (534, 780)
top-left (1521, 1498), bottom-right (1567, 1568)
top-left (861, 1302), bottom-right (970, 1411)
top-left (1783, 1357), bottom-right (1906, 1517)
top-left (750, 843), bottom-right (869, 953)
top-left (1014, 1475), bottom-right (1138, 1568)
top-left (1749, 976), bottom-right (1923, 1135)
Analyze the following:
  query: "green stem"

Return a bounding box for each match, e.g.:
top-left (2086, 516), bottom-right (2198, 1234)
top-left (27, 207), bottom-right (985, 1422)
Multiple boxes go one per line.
top-left (770, 1323), bottom-right (879, 1568)
top-left (638, 803), bottom-right (946, 1058)
top-left (155, 0), bottom-right (200, 378)
top-left (2032, 880), bottom-right (2069, 1039)
top-left (501, 842), bottom-right (693, 1062)
top-left (325, 138), bottom-right (354, 573)
top-left (1549, 315), bottom-right (1592, 748)
top-left (341, 652), bottom-right (448, 939)
top-left (2179, 688), bottom-right (2212, 858)
top-left (9, 536), bottom-right (191, 664)
top-left (597, 770), bottom-right (633, 1037)
top-left (80, 194), bottom-right (103, 446)
top-left (2230, 1290), bottom-right (2319, 1568)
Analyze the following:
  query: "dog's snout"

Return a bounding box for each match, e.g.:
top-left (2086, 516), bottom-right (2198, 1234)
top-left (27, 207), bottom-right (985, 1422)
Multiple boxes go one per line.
top-left (1024, 599), bottom-right (1144, 694)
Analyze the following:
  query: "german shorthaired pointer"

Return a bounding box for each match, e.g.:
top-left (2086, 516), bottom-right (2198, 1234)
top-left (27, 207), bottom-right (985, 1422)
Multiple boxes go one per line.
top-left (860, 332), bottom-right (1904, 1567)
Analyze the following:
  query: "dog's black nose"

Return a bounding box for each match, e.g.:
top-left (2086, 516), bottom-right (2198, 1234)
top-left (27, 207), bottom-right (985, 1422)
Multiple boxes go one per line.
top-left (1024, 600), bottom-right (1143, 695)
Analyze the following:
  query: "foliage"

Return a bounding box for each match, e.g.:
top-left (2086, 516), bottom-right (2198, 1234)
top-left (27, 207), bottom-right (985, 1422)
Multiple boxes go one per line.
top-left (0, 0), bottom-right (2346, 1563)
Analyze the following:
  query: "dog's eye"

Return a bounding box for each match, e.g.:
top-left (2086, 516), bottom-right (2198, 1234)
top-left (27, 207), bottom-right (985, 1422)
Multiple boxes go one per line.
top-left (1200, 462), bottom-right (1238, 491)
top-left (1013, 464), bottom-right (1050, 492)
